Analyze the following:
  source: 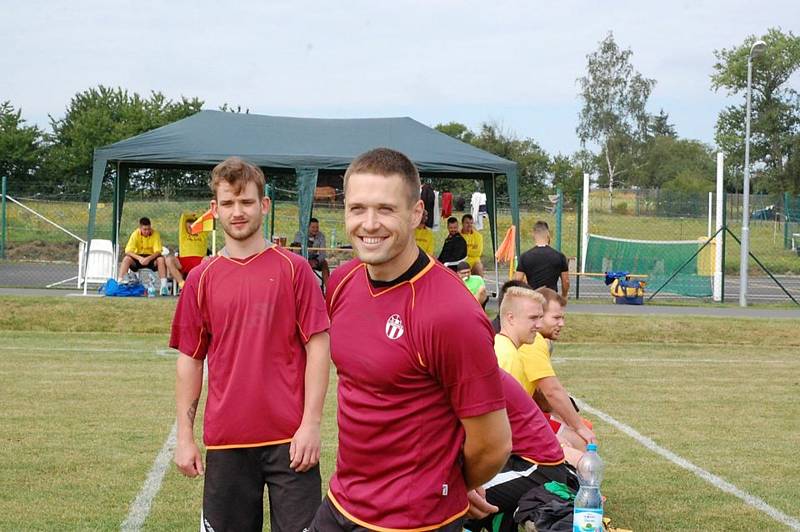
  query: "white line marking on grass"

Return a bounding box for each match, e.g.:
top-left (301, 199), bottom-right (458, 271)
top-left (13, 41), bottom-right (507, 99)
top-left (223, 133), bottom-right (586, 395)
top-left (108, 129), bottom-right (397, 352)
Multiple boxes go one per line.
top-left (4, 346), bottom-right (178, 357)
top-left (575, 398), bottom-right (800, 531)
top-left (120, 422), bottom-right (177, 532)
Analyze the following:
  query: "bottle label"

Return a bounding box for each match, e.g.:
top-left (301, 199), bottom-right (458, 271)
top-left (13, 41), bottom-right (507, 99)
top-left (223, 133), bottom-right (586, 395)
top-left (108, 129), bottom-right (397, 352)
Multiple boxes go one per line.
top-left (573, 508), bottom-right (603, 532)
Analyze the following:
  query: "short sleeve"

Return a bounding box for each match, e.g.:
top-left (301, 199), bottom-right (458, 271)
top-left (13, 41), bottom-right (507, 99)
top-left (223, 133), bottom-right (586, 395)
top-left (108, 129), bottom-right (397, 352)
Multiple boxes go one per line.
top-left (421, 301), bottom-right (505, 419)
top-left (515, 252), bottom-right (526, 273)
top-left (169, 272), bottom-right (210, 360)
top-left (293, 259), bottom-right (330, 342)
top-left (153, 231), bottom-right (163, 253)
top-left (519, 340), bottom-right (556, 383)
top-left (124, 231), bottom-right (137, 253)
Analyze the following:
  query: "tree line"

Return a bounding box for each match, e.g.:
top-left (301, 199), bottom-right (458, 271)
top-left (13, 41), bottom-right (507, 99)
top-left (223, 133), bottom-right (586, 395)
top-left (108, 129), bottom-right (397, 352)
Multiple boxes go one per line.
top-left (1, 28), bottom-right (797, 203)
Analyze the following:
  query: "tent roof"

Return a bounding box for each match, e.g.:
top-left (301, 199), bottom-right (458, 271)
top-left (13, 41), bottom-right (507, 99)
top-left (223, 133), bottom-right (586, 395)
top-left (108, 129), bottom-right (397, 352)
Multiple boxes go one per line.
top-left (95, 110), bottom-right (516, 175)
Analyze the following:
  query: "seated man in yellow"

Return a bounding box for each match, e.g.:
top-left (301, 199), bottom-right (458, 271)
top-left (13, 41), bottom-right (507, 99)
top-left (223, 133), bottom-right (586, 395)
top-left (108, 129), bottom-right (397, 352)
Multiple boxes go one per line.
top-left (118, 217), bottom-right (169, 295)
top-left (461, 213), bottom-right (484, 275)
top-left (414, 210), bottom-right (434, 255)
top-left (166, 213), bottom-right (209, 290)
top-left (516, 287), bottom-right (596, 451)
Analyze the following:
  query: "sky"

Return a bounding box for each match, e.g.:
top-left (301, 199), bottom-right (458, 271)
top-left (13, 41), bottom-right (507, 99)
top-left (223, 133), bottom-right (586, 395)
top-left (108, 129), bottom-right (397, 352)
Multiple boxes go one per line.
top-left (3, 0), bottom-right (799, 157)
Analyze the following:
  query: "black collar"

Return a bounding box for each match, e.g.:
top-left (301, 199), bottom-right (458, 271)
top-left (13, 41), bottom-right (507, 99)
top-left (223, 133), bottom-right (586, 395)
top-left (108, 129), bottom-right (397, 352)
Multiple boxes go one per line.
top-left (368, 247), bottom-right (430, 288)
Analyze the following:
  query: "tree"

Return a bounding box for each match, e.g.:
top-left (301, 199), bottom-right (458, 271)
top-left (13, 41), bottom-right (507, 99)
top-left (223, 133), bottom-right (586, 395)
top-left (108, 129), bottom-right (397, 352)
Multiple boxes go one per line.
top-left (647, 109), bottom-right (677, 139)
top-left (711, 28), bottom-right (800, 193)
top-left (43, 86), bottom-right (204, 196)
top-left (434, 121), bottom-right (550, 204)
top-left (0, 102), bottom-right (42, 191)
top-left (577, 32), bottom-right (656, 205)
top-left (637, 137), bottom-right (716, 189)
top-left (549, 153), bottom-right (583, 203)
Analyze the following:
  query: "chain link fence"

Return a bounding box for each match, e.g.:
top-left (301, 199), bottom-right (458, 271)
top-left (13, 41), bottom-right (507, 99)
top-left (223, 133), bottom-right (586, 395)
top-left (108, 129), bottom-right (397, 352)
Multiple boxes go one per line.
top-left (1, 177), bottom-right (798, 303)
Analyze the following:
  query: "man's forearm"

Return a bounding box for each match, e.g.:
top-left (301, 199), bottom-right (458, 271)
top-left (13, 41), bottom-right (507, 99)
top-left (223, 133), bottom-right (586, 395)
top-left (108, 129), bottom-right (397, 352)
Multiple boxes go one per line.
top-left (301, 332), bottom-right (330, 426)
top-left (462, 410), bottom-right (512, 489)
top-left (543, 385), bottom-right (583, 431)
top-left (176, 356), bottom-right (204, 442)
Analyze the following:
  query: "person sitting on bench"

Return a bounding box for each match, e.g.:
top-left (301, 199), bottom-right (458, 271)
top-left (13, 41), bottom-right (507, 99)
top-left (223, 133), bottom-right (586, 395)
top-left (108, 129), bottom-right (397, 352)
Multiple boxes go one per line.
top-left (292, 217), bottom-right (330, 289)
top-left (118, 217), bottom-right (169, 296)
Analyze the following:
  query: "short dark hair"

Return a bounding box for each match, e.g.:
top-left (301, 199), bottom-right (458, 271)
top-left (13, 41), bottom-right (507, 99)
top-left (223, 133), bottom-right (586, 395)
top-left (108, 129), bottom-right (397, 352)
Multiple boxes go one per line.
top-left (447, 217), bottom-right (458, 225)
top-left (139, 217), bottom-right (151, 226)
top-left (344, 148), bottom-right (420, 205)
top-left (309, 217), bottom-right (319, 224)
top-left (461, 214), bottom-right (473, 223)
top-left (534, 220), bottom-right (550, 235)
top-left (536, 286), bottom-right (568, 308)
top-left (210, 156), bottom-right (266, 199)
top-left (498, 279), bottom-right (530, 307)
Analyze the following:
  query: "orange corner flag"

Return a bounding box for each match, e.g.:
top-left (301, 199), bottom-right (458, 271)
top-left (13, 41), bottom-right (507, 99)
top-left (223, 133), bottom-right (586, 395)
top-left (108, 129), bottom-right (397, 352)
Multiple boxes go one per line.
top-left (190, 209), bottom-right (214, 234)
top-left (495, 225), bottom-right (517, 278)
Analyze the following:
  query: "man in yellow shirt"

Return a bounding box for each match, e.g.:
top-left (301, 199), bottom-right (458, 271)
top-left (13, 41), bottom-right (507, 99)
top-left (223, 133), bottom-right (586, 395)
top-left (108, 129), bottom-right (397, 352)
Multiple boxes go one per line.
top-left (519, 287), bottom-right (596, 450)
top-left (461, 214), bottom-right (484, 275)
top-left (414, 210), bottom-right (434, 255)
top-left (119, 217), bottom-right (169, 295)
top-left (495, 286), bottom-right (545, 395)
top-left (166, 213), bottom-right (209, 290)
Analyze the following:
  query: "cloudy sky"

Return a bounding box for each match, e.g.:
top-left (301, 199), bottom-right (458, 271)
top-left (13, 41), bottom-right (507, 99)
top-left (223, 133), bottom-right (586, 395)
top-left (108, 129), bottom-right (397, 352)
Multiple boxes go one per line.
top-left (3, 0), bottom-right (798, 156)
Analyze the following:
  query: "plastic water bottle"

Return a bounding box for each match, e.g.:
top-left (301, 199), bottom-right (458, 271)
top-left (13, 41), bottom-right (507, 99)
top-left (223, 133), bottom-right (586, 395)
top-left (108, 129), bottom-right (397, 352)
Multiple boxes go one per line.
top-left (145, 274), bottom-right (156, 298)
top-left (573, 443), bottom-right (604, 532)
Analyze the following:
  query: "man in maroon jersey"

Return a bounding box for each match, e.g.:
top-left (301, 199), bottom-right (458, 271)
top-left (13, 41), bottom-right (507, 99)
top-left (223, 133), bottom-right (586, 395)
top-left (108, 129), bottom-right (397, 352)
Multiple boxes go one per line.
top-left (465, 371), bottom-right (579, 532)
top-left (170, 157), bottom-right (330, 532)
top-left (311, 148), bottom-right (512, 531)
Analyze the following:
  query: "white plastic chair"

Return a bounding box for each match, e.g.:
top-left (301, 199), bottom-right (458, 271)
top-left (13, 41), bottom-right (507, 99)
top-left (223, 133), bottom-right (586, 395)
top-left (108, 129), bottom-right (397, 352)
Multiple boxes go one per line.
top-left (78, 239), bottom-right (115, 288)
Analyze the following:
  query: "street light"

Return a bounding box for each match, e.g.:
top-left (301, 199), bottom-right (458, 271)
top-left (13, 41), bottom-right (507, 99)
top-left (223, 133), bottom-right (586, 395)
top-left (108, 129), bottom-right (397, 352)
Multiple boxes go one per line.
top-left (739, 39), bottom-right (767, 307)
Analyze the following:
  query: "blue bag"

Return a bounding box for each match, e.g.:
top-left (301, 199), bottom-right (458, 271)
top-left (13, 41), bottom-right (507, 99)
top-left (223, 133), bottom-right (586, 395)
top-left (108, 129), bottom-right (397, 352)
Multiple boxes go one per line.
top-left (100, 278), bottom-right (145, 297)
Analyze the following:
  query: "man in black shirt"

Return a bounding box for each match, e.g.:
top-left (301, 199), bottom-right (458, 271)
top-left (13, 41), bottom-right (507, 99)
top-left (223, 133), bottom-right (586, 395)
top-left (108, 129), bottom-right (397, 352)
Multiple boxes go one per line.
top-left (514, 221), bottom-right (570, 298)
top-left (438, 216), bottom-right (467, 270)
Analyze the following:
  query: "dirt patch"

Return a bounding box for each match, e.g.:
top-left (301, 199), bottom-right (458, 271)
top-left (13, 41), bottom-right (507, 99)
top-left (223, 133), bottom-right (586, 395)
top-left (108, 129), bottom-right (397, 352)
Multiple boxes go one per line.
top-left (5, 241), bottom-right (80, 262)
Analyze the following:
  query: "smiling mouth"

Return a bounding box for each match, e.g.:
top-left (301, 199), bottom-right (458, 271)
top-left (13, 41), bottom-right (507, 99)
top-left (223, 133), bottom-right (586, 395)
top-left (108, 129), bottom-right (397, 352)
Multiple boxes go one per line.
top-left (360, 236), bottom-right (387, 245)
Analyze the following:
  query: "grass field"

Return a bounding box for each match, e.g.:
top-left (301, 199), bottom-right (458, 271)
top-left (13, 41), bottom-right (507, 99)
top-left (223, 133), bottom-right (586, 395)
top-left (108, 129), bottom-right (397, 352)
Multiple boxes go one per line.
top-left (1, 296), bottom-right (799, 530)
top-left (4, 195), bottom-right (799, 275)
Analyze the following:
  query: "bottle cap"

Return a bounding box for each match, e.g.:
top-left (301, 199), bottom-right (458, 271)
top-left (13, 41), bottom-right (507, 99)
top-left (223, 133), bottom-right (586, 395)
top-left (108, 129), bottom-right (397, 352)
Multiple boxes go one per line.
top-left (587, 443), bottom-right (597, 452)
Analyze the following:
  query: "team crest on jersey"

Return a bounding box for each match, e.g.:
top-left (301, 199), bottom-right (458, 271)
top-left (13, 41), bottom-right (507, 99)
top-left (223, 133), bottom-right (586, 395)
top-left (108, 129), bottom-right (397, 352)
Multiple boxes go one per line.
top-left (385, 314), bottom-right (404, 340)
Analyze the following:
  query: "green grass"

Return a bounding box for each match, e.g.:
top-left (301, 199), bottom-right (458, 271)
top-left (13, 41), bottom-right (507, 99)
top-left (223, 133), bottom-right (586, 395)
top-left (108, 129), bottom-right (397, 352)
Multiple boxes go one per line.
top-left (4, 197), bottom-right (799, 274)
top-left (1, 297), bottom-right (799, 530)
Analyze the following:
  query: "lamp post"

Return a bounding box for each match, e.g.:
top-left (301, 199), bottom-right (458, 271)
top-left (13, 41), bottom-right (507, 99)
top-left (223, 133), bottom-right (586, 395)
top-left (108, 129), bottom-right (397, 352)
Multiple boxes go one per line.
top-left (739, 39), bottom-right (767, 307)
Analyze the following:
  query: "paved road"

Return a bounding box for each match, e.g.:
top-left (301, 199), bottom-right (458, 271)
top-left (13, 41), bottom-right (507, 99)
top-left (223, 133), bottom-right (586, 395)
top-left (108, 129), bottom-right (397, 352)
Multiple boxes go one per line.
top-left (2, 261), bottom-right (799, 317)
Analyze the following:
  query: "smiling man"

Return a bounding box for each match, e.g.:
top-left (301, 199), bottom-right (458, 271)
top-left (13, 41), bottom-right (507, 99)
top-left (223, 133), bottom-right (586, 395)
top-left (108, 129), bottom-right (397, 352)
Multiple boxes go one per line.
top-left (170, 157), bottom-right (330, 532)
top-left (312, 148), bottom-right (511, 531)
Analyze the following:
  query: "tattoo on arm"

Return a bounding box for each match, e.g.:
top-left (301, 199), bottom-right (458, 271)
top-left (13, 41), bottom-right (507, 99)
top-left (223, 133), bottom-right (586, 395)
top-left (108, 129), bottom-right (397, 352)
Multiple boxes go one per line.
top-left (187, 398), bottom-right (198, 424)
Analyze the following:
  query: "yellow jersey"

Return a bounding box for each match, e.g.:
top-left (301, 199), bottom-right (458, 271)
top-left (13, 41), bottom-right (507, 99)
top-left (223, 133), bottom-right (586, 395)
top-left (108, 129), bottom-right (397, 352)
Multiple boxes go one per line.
top-left (496, 332), bottom-right (556, 395)
top-left (124, 228), bottom-right (163, 256)
top-left (462, 230), bottom-right (483, 266)
top-left (415, 227), bottom-right (434, 255)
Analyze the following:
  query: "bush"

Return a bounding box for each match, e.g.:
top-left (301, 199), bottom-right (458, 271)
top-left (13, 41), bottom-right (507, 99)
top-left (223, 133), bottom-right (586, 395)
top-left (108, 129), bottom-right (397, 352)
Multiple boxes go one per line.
top-left (612, 201), bottom-right (629, 215)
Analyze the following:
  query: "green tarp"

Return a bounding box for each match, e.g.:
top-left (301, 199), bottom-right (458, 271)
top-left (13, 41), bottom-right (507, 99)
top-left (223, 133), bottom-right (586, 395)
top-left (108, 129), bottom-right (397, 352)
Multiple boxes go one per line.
top-left (87, 110), bottom-right (519, 261)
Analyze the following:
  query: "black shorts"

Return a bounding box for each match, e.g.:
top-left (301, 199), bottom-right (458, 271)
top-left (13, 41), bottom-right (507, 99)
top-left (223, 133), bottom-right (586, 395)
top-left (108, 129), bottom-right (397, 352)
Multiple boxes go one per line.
top-left (311, 497), bottom-right (464, 532)
top-left (201, 443), bottom-right (321, 532)
top-left (128, 257), bottom-right (159, 272)
top-left (465, 456), bottom-right (578, 532)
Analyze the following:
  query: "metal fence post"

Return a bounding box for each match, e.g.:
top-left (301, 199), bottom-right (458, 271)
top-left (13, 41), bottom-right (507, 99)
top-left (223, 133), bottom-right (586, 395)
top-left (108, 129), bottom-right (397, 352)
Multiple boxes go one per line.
top-left (784, 192), bottom-right (791, 249)
top-left (554, 187), bottom-right (563, 251)
top-left (1, 176), bottom-right (6, 259)
top-left (575, 190), bottom-right (582, 300)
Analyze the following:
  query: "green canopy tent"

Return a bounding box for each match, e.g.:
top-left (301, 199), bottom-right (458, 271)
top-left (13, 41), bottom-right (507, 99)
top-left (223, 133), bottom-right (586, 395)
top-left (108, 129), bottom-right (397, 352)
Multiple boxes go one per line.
top-left (86, 110), bottom-right (520, 273)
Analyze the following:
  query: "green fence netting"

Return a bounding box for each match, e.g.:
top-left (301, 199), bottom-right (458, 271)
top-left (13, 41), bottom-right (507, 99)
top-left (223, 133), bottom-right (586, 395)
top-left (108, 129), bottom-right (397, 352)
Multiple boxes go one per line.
top-left (585, 234), bottom-right (713, 297)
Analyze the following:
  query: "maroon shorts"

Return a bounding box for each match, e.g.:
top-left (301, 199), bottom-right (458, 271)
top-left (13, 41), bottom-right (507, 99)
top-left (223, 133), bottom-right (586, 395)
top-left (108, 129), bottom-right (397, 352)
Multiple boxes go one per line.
top-left (178, 256), bottom-right (203, 274)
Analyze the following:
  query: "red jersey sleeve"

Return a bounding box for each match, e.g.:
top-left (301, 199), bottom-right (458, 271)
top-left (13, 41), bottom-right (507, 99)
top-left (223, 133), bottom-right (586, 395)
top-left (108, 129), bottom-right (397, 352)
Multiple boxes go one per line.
top-left (419, 288), bottom-right (505, 419)
top-left (169, 266), bottom-right (210, 359)
top-left (292, 257), bottom-right (330, 342)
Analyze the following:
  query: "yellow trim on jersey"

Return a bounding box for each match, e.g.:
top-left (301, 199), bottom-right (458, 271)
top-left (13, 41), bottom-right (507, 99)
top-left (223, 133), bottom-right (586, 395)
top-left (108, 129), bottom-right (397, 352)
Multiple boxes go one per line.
top-left (270, 245), bottom-right (296, 282)
top-left (329, 263), bottom-right (366, 308)
top-left (365, 257), bottom-right (435, 298)
top-left (206, 437), bottom-right (293, 450)
top-left (520, 455), bottom-right (566, 467)
top-left (219, 245), bottom-right (271, 266)
top-left (327, 491), bottom-right (469, 532)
